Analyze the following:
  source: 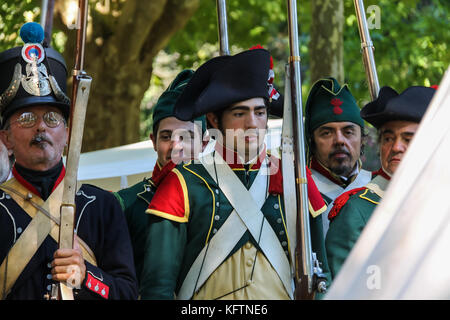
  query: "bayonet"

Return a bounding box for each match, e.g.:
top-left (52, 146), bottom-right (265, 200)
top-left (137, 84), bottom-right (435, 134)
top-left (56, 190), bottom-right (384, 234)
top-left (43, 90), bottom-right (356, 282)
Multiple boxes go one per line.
top-left (216, 0), bottom-right (230, 56)
top-left (354, 0), bottom-right (380, 100)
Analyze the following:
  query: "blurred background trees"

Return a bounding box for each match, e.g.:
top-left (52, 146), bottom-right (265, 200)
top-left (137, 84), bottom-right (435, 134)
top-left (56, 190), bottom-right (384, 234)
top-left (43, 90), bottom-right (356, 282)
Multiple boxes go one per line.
top-left (1, 0), bottom-right (449, 161)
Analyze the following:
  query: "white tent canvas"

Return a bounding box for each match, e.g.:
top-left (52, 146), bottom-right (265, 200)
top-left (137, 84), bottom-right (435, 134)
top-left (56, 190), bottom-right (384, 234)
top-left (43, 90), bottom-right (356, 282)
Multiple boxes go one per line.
top-left (77, 140), bottom-right (157, 191)
top-left (325, 67), bottom-right (450, 300)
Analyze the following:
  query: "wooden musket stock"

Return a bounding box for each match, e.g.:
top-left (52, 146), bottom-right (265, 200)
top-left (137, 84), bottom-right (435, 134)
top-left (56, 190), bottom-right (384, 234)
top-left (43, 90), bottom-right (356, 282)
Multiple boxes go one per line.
top-left (53, 0), bottom-right (92, 300)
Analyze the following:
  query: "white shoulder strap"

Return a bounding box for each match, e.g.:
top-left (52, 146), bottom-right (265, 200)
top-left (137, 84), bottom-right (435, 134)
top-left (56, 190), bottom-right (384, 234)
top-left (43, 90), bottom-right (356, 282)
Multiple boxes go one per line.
top-left (177, 151), bottom-right (293, 299)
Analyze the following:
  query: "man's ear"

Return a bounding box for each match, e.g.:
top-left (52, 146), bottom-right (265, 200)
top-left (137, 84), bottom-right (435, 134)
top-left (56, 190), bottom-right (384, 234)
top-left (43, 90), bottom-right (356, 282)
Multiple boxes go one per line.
top-left (206, 113), bottom-right (219, 129)
top-left (150, 133), bottom-right (157, 151)
top-left (0, 130), bottom-right (14, 153)
top-left (65, 126), bottom-right (69, 145)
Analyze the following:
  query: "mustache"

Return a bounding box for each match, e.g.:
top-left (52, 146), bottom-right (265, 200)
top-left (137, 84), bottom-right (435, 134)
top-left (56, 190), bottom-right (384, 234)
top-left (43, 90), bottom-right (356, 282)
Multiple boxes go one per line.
top-left (388, 151), bottom-right (403, 162)
top-left (329, 148), bottom-right (350, 158)
top-left (30, 133), bottom-right (52, 146)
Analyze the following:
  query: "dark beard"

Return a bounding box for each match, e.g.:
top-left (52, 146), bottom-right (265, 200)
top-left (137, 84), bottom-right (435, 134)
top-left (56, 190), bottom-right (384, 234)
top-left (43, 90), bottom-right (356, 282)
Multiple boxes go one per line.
top-left (330, 163), bottom-right (353, 177)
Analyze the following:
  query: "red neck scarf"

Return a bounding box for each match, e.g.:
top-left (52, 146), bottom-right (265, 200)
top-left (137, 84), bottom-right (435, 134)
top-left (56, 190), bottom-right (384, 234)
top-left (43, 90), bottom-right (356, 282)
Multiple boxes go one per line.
top-left (214, 143), bottom-right (267, 170)
top-left (151, 161), bottom-right (177, 187)
top-left (372, 167), bottom-right (391, 181)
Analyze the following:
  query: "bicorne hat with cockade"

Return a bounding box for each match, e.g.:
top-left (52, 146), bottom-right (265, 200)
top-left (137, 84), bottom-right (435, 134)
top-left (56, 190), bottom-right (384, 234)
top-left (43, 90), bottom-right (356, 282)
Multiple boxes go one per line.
top-left (0, 22), bottom-right (70, 126)
top-left (173, 48), bottom-right (282, 121)
top-left (360, 86), bottom-right (436, 129)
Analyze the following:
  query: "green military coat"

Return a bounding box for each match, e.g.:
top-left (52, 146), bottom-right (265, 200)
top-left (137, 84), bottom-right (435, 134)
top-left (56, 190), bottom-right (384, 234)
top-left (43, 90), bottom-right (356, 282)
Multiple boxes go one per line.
top-left (114, 162), bottom-right (175, 292)
top-left (141, 148), bottom-right (330, 300)
top-left (114, 178), bottom-right (155, 286)
top-left (325, 174), bottom-right (390, 279)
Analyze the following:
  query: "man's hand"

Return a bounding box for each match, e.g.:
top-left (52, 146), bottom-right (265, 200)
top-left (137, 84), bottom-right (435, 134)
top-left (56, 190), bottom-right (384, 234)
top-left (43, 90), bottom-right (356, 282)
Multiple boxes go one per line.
top-left (51, 237), bottom-right (86, 288)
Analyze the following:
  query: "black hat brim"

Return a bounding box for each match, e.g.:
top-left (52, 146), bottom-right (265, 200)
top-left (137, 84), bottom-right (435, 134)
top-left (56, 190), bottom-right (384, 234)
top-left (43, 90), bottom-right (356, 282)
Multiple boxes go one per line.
top-left (361, 86), bottom-right (435, 128)
top-left (174, 49), bottom-right (271, 121)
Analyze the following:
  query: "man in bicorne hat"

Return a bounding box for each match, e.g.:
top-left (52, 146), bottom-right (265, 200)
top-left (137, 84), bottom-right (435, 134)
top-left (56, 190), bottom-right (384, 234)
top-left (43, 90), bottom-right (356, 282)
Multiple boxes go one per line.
top-left (325, 85), bottom-right (436, 279)
top-left (113, 69), bottom-right (205, 295)
top-left (0, 22), bottom-right (137, 300)
top-left (140, 48), bottom-right (327, 300)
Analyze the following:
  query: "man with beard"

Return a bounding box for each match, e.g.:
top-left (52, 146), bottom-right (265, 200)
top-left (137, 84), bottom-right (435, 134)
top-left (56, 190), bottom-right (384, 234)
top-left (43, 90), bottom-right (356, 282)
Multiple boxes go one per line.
top-left (302, 78), bottom-right (371, 296)
top-left (325, 85), bottom-right (436, 279)
top-left (0, 22), bottom-right (137, 299)
top-left (140, 48), bottom-right (327, 300)
top-left (113, 69), bottom-right (205, 295)
top-left (304, 78), bottom-right (372, 237)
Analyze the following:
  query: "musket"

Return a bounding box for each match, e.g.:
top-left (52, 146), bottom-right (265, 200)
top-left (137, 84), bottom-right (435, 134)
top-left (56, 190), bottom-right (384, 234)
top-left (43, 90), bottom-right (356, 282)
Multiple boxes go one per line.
top-left (52, 0), bottom-right (92, 300)
top-left (283, 0), bottom-right (327, 299)
top-left (216, 0), bottom-right (230, 56)
top-left (40, 0), bottom-right (55, 47)
top-left (354, 0), bottom-right (380, 100)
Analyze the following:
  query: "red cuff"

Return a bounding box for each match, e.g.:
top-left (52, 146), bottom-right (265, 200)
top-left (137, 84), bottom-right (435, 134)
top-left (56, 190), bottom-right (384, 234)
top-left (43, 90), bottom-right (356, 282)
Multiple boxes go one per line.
top-left (85, 272), bottom-right (109, 299)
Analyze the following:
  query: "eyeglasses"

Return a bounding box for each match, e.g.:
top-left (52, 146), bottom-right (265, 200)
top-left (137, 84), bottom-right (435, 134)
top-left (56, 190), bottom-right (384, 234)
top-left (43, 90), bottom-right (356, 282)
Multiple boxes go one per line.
top-left (10, 111), bottom-right (65, 128)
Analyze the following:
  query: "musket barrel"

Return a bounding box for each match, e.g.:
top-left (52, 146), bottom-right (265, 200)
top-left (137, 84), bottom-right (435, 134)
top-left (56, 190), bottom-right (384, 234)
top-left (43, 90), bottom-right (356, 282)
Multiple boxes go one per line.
top-left (216, 0), bottom-right (230, 56)
top-left (74, 0), bottom-right (89, 72)
top-left (40, 0), bottom-right (55, 47)
top-left (56, 0), bottom-right (92, 300)
top-left (354, 0), bottom-right (380, 100)
top-left (40, 0), bottom-right (48, 27)
top-left (286, 0), bottom-right (314, 295)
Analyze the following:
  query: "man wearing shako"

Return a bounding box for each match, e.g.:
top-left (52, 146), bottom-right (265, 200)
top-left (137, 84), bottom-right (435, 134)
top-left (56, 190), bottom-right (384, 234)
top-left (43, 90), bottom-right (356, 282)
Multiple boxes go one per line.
top-left (325, 85), bottom-right (436, 279)
top-left (0, 22), bottom-right (138, 299)
top-left (114, 69), bottom-right (205, 294)
top-left (141, 48), bottom-right (326, 300)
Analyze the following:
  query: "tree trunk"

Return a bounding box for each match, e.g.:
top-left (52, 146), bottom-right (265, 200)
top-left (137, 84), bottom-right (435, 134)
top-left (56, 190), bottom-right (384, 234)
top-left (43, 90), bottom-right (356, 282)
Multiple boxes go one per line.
top-left (56, 0), bottom-right (200, 152)
top-left (309, 0), bottom-right (344, 84)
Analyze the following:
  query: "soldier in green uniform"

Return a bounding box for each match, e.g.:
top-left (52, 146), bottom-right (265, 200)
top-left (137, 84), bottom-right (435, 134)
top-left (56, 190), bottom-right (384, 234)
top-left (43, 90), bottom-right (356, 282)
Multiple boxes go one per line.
top-left (303, 77), bottom-right (371, 297)
top-left (325, 85), bottom-right (436, 280)
top-left (304, 77), bottom-right (371, 235)
top-left (140, 48), bottom-right (327, 300)
top-left (113, 70), bottom-right (205, 294)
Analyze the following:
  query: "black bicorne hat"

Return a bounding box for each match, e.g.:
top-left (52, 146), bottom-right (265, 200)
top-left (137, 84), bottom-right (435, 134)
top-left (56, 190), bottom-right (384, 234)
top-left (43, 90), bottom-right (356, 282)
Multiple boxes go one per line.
top-left (360, 86), bottom-right (436, 128)
top-left (0, 22), bottom-right (70, 126)
top-left (174, 49), bottom-right (281, 121)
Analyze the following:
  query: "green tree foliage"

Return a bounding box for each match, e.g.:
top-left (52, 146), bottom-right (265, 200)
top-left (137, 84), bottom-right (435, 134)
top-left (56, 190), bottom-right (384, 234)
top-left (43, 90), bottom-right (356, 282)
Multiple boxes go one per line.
top-left (0, 0), bottom-right (40, 50)
top-left (166, 0), bottom-right (289, 68)
top-left (167, 0), bottom-right (448, 107)
top-left (1, 0), bottom-right (449, 148)
top-left (344, 0), bottom-right (449, 107)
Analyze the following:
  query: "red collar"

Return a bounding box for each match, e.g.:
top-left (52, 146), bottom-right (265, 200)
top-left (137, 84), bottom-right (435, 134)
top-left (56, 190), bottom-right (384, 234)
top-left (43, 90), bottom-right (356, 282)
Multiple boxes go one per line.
top-left (12, 165), bottom-right (66, 198)
top-left (214, 143), bottom-right (267, 170)
top-left (151, 161), bottom-right (177, 187)
top-left (372, 168), bottom-right (391, 181)
top-left (213, 142), bottom-right (284, 195)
